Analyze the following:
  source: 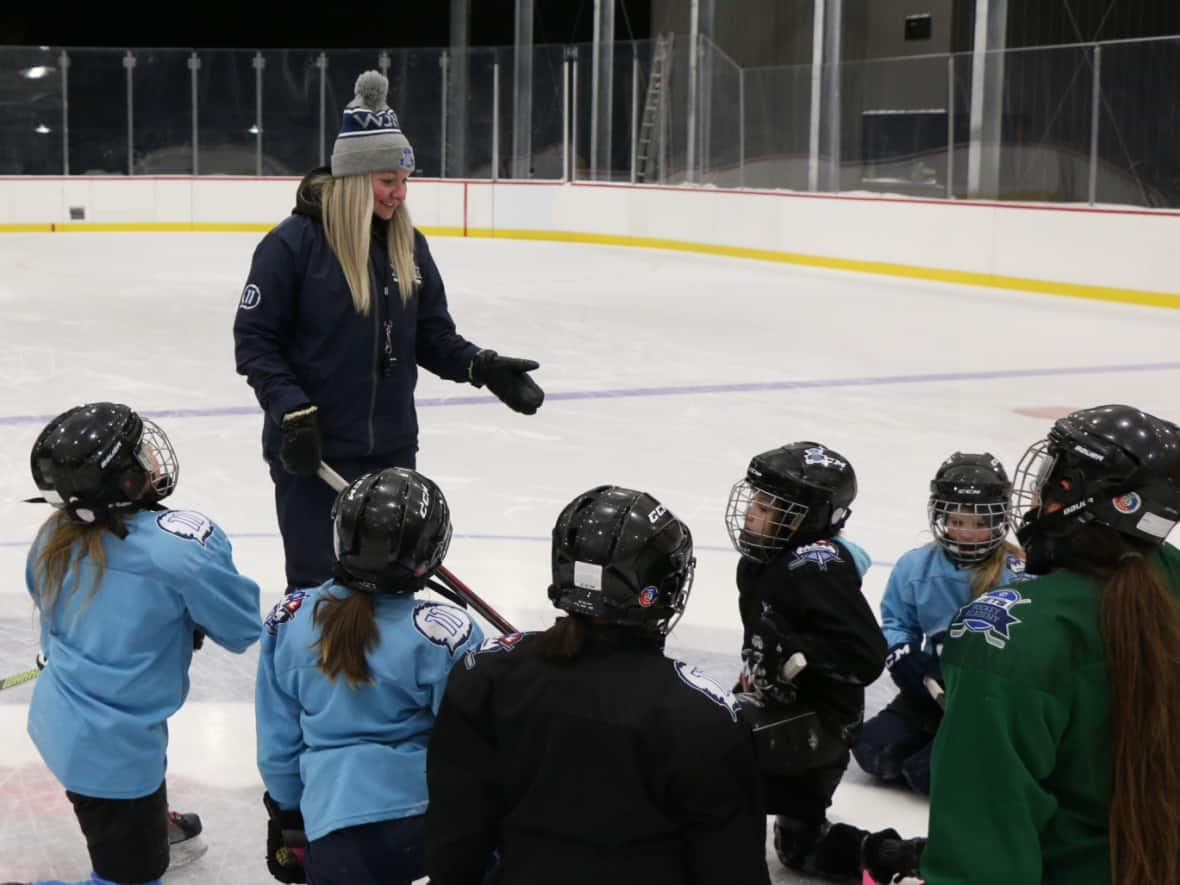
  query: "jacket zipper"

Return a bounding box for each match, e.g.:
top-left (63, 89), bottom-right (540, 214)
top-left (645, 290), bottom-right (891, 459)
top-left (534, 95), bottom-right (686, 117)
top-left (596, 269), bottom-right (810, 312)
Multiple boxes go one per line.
top-left (367, 258), bottom-right (381, 455)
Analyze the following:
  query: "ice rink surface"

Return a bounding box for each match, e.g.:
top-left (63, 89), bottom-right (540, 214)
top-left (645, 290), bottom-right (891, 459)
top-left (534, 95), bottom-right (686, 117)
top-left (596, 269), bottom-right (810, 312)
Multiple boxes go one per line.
top-left (1, 229), bottom-right (1178, 883)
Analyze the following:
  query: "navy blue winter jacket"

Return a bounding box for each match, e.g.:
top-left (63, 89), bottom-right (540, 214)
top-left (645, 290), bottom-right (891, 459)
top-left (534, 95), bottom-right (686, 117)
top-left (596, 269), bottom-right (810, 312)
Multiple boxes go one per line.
top-left (234, 170), bottom-right (479, 461)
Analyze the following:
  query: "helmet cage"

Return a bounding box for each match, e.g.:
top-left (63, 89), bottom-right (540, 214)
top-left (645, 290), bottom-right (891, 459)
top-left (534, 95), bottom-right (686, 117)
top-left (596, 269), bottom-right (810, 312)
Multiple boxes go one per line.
top-left (928, 497), bottom-right (1010, 563)
top-left (725, 479), bottom-right (810, 562)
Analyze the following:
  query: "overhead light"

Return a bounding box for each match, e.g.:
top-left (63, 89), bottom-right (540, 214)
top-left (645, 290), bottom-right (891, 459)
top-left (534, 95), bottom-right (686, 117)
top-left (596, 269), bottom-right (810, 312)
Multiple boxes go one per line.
top-left (247, 125), bottom-right (261, 135)
top-left (35, 124), bottom-right (51, 134)
top-left (21, 66), bottom-right (54, 79)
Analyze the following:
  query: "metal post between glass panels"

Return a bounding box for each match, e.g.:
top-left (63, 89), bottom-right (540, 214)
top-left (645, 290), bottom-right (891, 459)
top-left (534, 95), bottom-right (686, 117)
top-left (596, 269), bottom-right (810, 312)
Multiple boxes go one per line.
top-left (189, 52), bottom-right (200, 175)
top-left (492, 61), bottom-right (500, 180)
top-left (124, 51), bottom-right (135, 175)
top-left (440, 51), bottom-right (449, 178)
top-left (562, 56), bottom-right (570, 182)
top-left (946, 54), bottom-right (954, 198)
top-left (572, 51), bottom-right (579, 182)
top-left (253, 52), bottom-right (265, 176)
top-left (60, 50), bottom-right (70, 175)
top-left (317, 53), bottom-right (328, 167)
top-left (738, 66), bottom-right (745, 188)
top-left (630, 47), bottom-right (639, 184)
top-left (1088, 44), bottom-right (1101, 206)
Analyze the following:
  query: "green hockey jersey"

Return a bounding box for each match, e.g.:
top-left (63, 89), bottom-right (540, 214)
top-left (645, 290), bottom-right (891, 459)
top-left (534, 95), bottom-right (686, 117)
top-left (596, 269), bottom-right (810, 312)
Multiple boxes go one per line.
top-left (922, 543), bottom-right (1180, 884)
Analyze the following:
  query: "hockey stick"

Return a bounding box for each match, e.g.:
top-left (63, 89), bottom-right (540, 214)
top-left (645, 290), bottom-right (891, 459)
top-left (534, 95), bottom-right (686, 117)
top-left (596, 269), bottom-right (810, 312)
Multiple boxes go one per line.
top-left (780, 651), bottom-right (807, 682)
top-left (317, 462), bottom-right (518, 634)
top-left (1, 654), bottom-right (46, 692)
top-left (924, 675), bottom-right (946, 709)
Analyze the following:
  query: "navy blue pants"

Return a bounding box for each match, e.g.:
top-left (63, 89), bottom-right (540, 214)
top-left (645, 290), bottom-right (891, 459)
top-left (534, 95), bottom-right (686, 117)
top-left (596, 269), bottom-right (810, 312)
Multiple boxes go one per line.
top-left (305, 815), bottom-right (425, 885)
top-left (66, 778), bottom-right (169, 883)
top-left (852, 689), bottom-right (942, 794)
top-left (269, 447), bottom-right (416, 591)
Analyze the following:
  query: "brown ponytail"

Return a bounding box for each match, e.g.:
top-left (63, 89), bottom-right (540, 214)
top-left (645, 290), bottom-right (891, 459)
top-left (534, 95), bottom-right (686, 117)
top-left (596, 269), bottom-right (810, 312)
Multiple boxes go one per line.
top-left (530, 613), bottom-right (589, 661)
top-left (32, 511), bottom-right (126, 623)
top-left (1070, 527), bottom-right (1180, 885)
top-left (312, 591), bottom-right (381, 688)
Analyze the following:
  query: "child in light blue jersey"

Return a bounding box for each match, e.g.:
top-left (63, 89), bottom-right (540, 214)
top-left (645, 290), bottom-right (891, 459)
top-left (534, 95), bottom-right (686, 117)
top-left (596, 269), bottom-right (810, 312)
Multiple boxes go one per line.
top-left (852, 452), bottom-right (1027, 794)
top-left (18, 402), bottom-right (262, 885)
top-left (256, 467), bottom-right (484, 885)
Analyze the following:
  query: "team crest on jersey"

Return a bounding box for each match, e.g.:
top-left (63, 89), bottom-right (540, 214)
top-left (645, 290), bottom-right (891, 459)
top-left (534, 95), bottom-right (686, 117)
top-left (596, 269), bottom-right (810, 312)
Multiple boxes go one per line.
top-left (464, 632), bottom-right (528, 669)
top-left (157, 511), bottom-right (215, 546)
top-left (673, 661), bottom-right (740, 722)
top-left (788, 540), bottom-right (843, 572)
top-left (949, 588), bottom-right (1031, 649)
top-left (264, 590), bottom-right (309, 635)
top-left (413, 602), bottom-right (473, 653)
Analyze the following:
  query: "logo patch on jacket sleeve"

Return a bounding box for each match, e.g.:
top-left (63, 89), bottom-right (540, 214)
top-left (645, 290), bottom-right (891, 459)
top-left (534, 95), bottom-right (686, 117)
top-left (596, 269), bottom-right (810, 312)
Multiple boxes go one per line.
top-left (157, 511), bottom-right (215, 546)
top-left (464, 632), bottom-right (526, 669)
top-left (264, 590), bottom-right (309, 635)
top-left (239, 283), bottom-right (261, 310)
top-left (673, 660), bottom-right (740, 722)
top-left (413, 602), bottom-right (473, 653)
top-left (949, 588), bottom-right (1031, 649)
top-left (788, 540), bottom-right (843, 572)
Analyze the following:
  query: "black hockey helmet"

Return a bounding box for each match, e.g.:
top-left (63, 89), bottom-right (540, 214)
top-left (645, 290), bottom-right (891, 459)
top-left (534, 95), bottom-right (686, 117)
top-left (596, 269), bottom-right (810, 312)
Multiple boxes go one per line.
top-left (726, 441), bottom-right (856, 561)
top-left (331, 467), bottom-right (452, 594)
top-left (1012, 404), bottom-right (1180, 573)
top-left (928, 452), bottom-right (1012, 564)
top-left (30, 402), bottom-right (177, 525)
top-left (549, 485), bottom-right (695, 635)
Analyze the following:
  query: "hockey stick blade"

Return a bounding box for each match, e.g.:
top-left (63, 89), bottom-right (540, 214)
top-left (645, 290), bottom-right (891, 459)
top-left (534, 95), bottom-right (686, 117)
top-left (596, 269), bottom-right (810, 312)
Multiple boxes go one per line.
top-left (317, 462), bottom-right (518, 635)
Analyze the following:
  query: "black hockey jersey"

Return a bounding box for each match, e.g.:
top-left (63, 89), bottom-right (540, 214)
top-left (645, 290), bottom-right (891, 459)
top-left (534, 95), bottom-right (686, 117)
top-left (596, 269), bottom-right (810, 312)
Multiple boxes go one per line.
top-left (425, 625), bottom-right (771, 885)
top-left (737, 535), bottom-right (886, 742)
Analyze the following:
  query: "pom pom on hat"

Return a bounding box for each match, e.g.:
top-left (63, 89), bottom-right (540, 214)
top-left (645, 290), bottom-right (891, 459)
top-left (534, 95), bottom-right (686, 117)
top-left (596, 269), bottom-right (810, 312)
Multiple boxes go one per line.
top-left (351, 70), bottom-right (389, 111)
top-left (330, 69), bottom-right (415, 178)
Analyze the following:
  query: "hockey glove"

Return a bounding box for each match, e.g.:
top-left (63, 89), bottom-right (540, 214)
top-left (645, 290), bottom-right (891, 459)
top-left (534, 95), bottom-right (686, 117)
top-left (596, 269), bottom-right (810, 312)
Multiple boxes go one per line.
top-left (279, 406), bottom-right (322, 477)
top-left (263, 792), bottom-right (307, 884)
top-left (886, 641), bottom-right (939, 699)
top-left (469, 349), bottom-right (545, 415)
top-left (747, 614), bottom-right (809, 704)
top-left (861, 827), bottom-right (926, 884)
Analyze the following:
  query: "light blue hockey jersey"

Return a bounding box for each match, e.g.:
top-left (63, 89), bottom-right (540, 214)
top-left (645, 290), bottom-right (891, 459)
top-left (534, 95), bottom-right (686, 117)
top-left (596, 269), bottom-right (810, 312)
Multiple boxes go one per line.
top-left (256, 584), bottom-right (484, 842)
top-left (879, 541), bottom-right (1026, 650)
top-left (25, 508), bottom-right (261, 799)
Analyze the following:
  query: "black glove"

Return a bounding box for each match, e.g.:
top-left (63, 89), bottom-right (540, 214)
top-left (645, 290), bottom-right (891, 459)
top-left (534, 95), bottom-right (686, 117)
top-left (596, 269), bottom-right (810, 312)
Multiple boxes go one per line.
top-left (279, 406), bottom-right (322, 477)
top-left (469, 349), bottom-right (544, 415)
top-left (886, 641), bottom-right (939, 698)
top-left (861, 827), bottom-right (926, 884)
top-left (746, 613), bottom-right (809, 704)
top-left (263, 792), bottom-right (307, 884)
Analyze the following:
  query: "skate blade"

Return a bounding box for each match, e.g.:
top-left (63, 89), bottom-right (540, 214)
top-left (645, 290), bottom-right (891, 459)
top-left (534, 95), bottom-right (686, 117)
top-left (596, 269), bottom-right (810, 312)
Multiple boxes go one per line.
top-left (167, 833), bottom-right (209, 870)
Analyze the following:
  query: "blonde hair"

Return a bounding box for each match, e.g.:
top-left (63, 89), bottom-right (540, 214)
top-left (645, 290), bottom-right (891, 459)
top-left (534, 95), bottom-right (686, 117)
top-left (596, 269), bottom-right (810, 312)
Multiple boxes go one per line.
top-left (968, 540), bottom-right (1024, 599)
top-left (320, 172), bottom-right (418, 314)
top-left (32, 511), bottom-right (122, 623)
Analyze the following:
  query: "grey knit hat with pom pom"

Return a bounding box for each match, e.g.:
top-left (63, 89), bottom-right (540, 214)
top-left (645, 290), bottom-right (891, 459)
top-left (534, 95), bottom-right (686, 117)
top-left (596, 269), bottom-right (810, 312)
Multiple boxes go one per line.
top-left (330, 70), bottom-right (415, 178)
